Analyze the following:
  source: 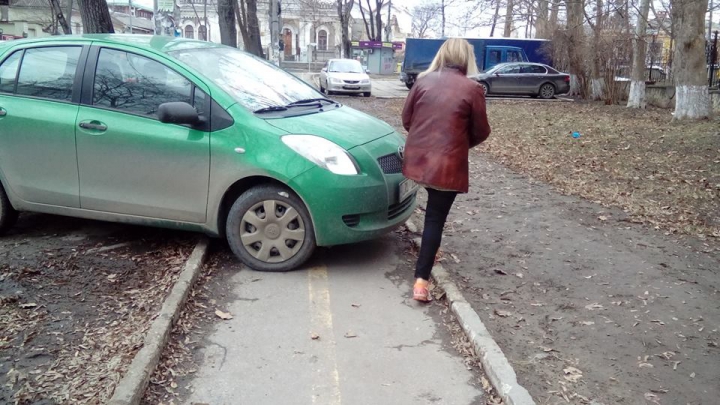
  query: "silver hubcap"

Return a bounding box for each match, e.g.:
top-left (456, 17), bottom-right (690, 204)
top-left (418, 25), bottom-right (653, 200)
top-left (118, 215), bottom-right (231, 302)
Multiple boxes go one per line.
top-left (481, 83), bottom-right (488, 94)
top-left (541, 85), bottom-right (554, 98)
top-left (240, 200), bottom-right (305, 263)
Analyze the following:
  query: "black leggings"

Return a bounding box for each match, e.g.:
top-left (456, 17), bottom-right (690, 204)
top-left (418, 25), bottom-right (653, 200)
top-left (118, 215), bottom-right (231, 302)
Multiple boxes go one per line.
top-left (415, 188), bottom-right (458, 280)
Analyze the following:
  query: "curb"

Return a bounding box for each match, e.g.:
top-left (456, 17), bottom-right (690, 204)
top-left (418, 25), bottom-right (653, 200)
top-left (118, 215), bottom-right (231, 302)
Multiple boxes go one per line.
top-left (108, 237), bottom-right (210, 405)
top-left (408, 220), bottom-right (535, 405)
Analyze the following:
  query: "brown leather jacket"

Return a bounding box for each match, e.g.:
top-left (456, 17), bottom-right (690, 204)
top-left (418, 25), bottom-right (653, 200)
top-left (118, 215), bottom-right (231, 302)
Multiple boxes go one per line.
top-left (401, 68), bottom-right (491, 193)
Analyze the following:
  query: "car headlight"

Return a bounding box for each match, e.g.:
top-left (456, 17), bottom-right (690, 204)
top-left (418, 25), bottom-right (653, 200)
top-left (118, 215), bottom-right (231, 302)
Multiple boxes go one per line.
top-left (282, 135), bottom-right (359, 175)
top-left (329, 77), bottom-right (343, 84)
top-left (361, 79), bottom-right (370, 84)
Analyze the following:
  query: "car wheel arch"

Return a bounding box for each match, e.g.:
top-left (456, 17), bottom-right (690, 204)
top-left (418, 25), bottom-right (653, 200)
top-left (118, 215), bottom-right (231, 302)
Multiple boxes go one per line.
top-left (216, 176), bottom-right (316, 239)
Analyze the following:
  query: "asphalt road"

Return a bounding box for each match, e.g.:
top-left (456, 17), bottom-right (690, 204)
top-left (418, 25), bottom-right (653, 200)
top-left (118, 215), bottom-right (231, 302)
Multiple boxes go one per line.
top-left (182, 236), bottom-right (485, 405)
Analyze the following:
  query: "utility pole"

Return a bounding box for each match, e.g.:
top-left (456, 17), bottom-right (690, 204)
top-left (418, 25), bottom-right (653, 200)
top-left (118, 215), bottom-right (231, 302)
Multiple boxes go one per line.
top-left (269, 0), bottom-right (280, 65)
top-left (153, 0), bottom-right (160, 35)
top-left (204, 0), bottom-right (208, 40)
top-left (128, 0), bottom-right (133, 34)
top-left (709, 0), bottom-right (714, 41)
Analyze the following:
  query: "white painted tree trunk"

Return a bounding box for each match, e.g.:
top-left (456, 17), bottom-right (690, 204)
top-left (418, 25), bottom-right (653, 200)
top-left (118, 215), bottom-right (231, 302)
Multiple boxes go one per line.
top-left (674, 85), bottom-right (711, 119)
top-left (627, 81), bottom-right (647, 108)
top-left (627, 0), bottom-right (650, 108)
top-left (590, 78), bottom-right (605, 100)
top-left (672, 0), bottom-right (711, 119)
top-left (569, 75), bottom-right (583, 96)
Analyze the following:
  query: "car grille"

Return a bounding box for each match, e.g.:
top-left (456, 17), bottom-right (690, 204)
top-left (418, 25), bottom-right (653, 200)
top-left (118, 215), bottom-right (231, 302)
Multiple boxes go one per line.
top-left (388, 195), bottom-right (415, 220)
top-left (342, 214), bottom-right (360, 228)
top-left (377, 153), bottom-right (402, 174)
top-left (343, 80), bottom-right (360, 84)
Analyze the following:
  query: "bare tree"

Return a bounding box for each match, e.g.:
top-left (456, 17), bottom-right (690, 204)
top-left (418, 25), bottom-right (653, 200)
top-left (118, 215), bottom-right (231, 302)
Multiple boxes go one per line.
top-left (490, 0), bottom-right (502, 36)
top-left (671, 0), bottom-right (711, 119)
top-left (359, 0), bottom-right (386, 41)
top-left (627, 0), bottom-right (650, 108)
top-left (337, 0), bottom-right (354, 57)
top-left (218, 0), bottom-right (238, 47)
top-left (566, 0), bottom-right (587, 97)
top-left (77, 0), bottom-right (114, 33)
top-left (411, 2), bottom-right (440, 38)
top-left (503, 0), bottom-right (514, 36)
top-left (236, 0), bottom-right (264, 57)
top-left (586, 0), bottom-right (607, 100)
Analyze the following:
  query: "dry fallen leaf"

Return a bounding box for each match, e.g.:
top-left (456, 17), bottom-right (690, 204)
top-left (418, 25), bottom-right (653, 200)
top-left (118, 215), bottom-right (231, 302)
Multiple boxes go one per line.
top-left (451, 254), bottom-right (461, 264)
top-left (494, 309), bottom-right (513, 317)
top-left (214, 310), bottom-right (233, 320)
top-left (19, 303), bottom-right (38, 309)
top-left (598, 215), bottom-right (608, 221)
top-left (563, 366), bottom-right (583, 382)
top-left (515, 273), bottom-right (524, 278)
top-left (311, 333), bottom-right (320, 340)
top-left (494, 269), bottom-right (508, 275)
top-left (344, 332), bottom-right (357, 338)
top-left (584, 303), bottom-right (604, 310)
top-left (579, 321), bottom-right (595, 326)
top-left (351, 303), bottom-right (361, 308)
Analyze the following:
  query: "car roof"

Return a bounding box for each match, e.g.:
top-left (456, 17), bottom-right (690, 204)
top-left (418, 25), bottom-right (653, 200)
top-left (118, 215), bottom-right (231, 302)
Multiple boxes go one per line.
top-left (0, 34), bottom-right (222, 54)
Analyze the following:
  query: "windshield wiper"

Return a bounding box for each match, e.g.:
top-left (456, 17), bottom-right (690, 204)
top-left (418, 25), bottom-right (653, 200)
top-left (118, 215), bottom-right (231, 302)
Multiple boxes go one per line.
top-left (254, 105), bottom-right (288, 113)
top-left (286, 98), bottom-right (336, 107)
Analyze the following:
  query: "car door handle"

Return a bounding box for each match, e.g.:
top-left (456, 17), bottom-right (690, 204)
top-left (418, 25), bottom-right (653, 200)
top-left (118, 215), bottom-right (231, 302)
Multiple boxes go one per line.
top-left (79, 121), bottom-right (108, 131)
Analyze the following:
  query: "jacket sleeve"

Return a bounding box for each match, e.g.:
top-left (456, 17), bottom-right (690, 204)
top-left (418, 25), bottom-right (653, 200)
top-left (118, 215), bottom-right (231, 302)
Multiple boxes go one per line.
top-left (402, 85), bottom-right (417, 131)
top-left (469, 86), bottom-right (491, 148)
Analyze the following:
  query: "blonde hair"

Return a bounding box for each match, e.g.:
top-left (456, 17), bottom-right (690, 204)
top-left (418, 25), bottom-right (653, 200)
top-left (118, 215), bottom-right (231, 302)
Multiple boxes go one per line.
top-left (419, 38), bottom-right (479, 79)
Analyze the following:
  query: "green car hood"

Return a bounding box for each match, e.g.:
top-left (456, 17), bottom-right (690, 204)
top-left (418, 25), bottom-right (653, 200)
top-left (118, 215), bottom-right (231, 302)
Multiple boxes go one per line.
top-left (264, 105), bottom-right (395, 149)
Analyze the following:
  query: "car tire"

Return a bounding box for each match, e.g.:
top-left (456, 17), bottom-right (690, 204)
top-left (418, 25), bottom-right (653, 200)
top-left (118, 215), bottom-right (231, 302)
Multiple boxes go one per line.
top-left (319, 83), bottom-right (326, 94)
top-left (405, 81), bottom-right (414, 90)
top-left (0, 182), bottom-right (18, 236)
top-left (538, 83), bottom-right (556, 99)
top-left (479, 81), bottom-right (489, 96)
top-left (363, 92), bottom-right (371, 97)
top-left (226, 185), bottom-right (316, 272)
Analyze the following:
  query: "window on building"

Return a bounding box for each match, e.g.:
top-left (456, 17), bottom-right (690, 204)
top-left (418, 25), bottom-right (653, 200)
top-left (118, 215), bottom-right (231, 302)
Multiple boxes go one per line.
top-left (199, 25), bottom-right (207, 41)
top-left (16, 47), bottom-right (82, 102)
top-left (185, 25), bottom-right (194, 39)
top-left (93, 48), bottom-right (192, 117)
top-left (0, 0), bottom-right (9, 5)
top-left (318, 30), bottom-right (328, 51)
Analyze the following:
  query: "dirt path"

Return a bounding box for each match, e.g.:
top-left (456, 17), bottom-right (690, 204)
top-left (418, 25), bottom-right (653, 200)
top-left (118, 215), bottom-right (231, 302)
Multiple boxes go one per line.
top-left (343, 97), bottom-right (720, 405)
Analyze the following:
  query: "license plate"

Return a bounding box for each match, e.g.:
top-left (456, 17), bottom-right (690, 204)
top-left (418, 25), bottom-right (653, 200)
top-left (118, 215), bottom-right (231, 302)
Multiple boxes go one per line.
top-left (343, 86), bottom-right (360, 90)
top-left (398, 178), bottom-right (419, 202)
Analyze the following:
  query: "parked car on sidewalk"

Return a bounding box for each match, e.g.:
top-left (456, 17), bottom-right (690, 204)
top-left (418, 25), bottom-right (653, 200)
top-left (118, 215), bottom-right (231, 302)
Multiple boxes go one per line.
top-left (319, 59), bottom-right (372, 97)
top-left (471, 62), bottom-right (570, 99)
top-left (0, 35), bottom-right (417, 272)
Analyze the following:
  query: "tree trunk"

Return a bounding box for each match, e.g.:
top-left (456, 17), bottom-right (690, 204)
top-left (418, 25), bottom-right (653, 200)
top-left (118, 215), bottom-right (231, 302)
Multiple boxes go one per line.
top-left (337, 0), bottom-right (354, 58)
top-left (627, 0), bottom-right (650, 108)
top-left (566, 0), bottom-right (586, 97)
top-left (490, 0), bottom-right (501, 37)
top-left (359, 0), bottom-right (372, 40)
top-left (218, 0), bottom-right (237, 47)
top-left (548, 0), bottom-right (560, 33)
top-left (441, 0), bottom-right (446, 37)
top-left (77, 0), bottom-right (114, 34)
top-left (504, 0), bottom-right (514, 37)
top-left (590, 0), bottom-right (605, 100)
top-left (49, 0), bottom-right (72, 34)
top-left (375, 0), bottom-right (383, 41)
top-left (536, 0), bottom-right (549, 38)
top-left (672, 0), bottom-right (711, 119)
top-left (236, 0), bottom-right (264, 57)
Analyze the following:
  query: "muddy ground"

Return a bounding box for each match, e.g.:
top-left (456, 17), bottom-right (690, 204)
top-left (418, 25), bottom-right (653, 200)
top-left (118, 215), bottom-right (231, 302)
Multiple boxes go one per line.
top-left (0, 214), bottom-right (195, 404)
top-left (343, 97), bottom-right (719, 405)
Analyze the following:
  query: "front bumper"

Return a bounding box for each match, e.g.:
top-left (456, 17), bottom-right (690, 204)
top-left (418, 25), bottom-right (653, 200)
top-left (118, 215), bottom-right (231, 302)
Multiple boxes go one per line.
top-left (327, 82), bottom-right (372, 94)
top-left (289, 133), bottom-right (416, 247)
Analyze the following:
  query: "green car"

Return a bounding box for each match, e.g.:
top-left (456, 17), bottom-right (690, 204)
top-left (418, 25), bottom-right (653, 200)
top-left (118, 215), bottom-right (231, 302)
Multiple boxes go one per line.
top-left (0, 35), bottom-right (417, 271)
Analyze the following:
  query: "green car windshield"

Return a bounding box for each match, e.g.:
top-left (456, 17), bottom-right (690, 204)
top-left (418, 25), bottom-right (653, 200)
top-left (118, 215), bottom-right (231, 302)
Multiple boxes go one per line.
top-left (168, 46), bottom-right (321, 111)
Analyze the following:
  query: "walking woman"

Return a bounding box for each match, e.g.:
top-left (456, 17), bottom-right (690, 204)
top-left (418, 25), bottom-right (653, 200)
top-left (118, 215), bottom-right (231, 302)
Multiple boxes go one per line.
top-left (401, 38), bottom-right (492, 302)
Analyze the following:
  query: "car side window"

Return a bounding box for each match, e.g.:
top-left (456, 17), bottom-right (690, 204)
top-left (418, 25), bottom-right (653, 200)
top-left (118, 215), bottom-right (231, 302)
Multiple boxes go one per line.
top-left (0, 51), bottom-right (22, 94)
top-left (499, 66), bottom-right (521, 74)
top-left (488, 50), bottom-right (501, 65)
top-left (193, 87), bottom-right (207, 118)
top-left (93, 48), bottom-right (192, 117)
top-left (16, 46), bottom-right (81, 102)
top-left (521, 65), bottom-right (547, 74)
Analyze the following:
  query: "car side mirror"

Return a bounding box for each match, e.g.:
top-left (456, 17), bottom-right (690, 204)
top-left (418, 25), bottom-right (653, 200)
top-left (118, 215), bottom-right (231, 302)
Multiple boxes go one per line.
top-left (158, 102), bottom-right (200, 126)
top-left (495, 72), bottom-right (500, 76)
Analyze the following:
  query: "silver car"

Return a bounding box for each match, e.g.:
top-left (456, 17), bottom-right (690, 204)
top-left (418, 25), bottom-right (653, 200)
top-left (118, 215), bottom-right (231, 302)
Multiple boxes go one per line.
top-left (319, 59), bottom-right (372, 97)
top-left (472, 62), bottom-right (570, 99)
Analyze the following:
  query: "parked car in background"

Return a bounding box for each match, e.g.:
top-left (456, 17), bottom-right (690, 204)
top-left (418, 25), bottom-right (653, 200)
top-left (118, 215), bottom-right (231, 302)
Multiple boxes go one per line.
top-left (0, 35), bottom-right (417, 272)
top-left (319, 59), bottom-right (372, 97)
top-left (471, 62), bottom-right (570, 99)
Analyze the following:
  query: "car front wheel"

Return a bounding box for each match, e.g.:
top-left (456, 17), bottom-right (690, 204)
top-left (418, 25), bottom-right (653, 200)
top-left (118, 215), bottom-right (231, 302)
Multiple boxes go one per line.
top-left (0, 183), bottom-right (18, 235)
top-left (538, 83), bottom-right (556, 99)
top-left (226, 185), bottom-right (316, 272)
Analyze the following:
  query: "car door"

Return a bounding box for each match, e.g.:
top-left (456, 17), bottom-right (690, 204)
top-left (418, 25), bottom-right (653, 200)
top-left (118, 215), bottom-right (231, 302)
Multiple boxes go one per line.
top-left (491, 65), bottom-right (522, 94)
top-left (0, 44), bottom-right (87, 208)
top-left (519, 64), bottom-right (548, 94)
top-left (75, 46), bottom-right (210, 223)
